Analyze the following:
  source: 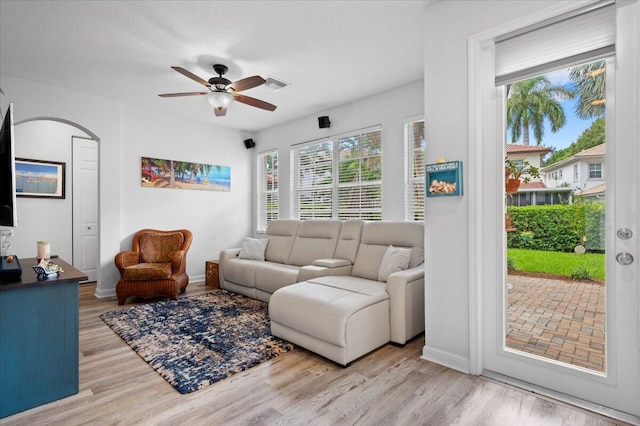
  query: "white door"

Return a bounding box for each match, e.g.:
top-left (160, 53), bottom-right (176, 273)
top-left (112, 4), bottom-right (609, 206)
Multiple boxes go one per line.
top-left (72, 137), bottom-right (98, 282)
top-left (477, 10), bottom-right (640, 420)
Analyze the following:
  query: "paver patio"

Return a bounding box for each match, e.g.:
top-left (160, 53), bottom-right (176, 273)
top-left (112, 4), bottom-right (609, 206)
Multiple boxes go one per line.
top-left (506, 273), bottom-right (606, 372)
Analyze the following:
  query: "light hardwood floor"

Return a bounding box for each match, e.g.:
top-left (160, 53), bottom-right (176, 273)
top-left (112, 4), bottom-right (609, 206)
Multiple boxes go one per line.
top-left (0, 281), bottom-right (631, 426)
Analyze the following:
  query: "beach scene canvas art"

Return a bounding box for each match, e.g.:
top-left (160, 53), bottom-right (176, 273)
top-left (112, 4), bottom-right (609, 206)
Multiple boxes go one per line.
top-left (141, 157), bottom-right (230, 192)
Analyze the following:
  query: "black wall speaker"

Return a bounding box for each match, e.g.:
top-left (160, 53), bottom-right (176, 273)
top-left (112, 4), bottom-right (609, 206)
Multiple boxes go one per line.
top-left (318, 116), bottom-right (331, 129)
top-left (244, 138), bottom-right (255, 149)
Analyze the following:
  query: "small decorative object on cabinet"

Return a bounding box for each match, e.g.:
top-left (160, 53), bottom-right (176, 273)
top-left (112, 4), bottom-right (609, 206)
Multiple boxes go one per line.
top-left (425, 161), bottom-right (463, 197)
top-left (206, 260), bottom-right (219, 288)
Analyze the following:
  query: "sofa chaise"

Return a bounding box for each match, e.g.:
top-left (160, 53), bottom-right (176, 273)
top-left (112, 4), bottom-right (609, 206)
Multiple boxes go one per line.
top-left (219, 219), bottom-right (424, 365)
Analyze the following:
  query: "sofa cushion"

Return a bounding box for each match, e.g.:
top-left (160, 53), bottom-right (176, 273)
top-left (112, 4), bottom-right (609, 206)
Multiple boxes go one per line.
top-left (254, 262), bottom-right (300, 294)
top-left (333, 220), bottom-right (364, 263)
top-left (351, 222), bottom-right (424, 281)
top-left (408, 247), bottom-right (424, 268)
top-left (269, 276), bottom-right (389, 347)
top-left (223, 258), bottom-right (299, 292)
top-left (265, 219), bottom-right (300, 264)
top-left (123, 263), bottom-right (172, 281)
top-left (238, 237), bottom-right (269, 261)
top-left (288, 220), bottom-right (342, 266)
top-left (378, 245), bottom-right (411, 282)
top-left (223, 258), bottom-right (260, 288)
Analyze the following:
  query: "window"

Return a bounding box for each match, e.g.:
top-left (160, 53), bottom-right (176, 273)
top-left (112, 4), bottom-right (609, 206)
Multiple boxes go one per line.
top-left (404, 118), bottom-right (425, 221)
top-left (291, 126), bottom-right (382, 220)
top-left (589, 162), bottom-right (603, 179)
top-left (558, 169), bottom-right (563, 179)
top-left (257, 150), bottom-right (278, 233)
top-left (573, 164), bottom-right (579, 181)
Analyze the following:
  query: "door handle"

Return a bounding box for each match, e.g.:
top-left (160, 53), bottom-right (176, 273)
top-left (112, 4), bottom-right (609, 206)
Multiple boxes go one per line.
top-left (617, 228), bottom-right (633, 239)
top-left (616, 252), bottom-right (634, 265)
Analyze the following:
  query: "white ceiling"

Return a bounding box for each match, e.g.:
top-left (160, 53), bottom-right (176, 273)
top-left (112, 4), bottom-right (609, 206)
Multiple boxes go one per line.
top-left (0, 0), bottom-right (430, 132)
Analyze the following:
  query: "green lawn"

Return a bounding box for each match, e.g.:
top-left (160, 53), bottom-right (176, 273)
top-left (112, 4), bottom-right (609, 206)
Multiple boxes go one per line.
top-left (507, 248), bottom-right (605, 280)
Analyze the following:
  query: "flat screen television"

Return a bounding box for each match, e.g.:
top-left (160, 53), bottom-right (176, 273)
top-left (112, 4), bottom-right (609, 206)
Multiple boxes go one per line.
top-left (0, 103), bottom-right (17, 228)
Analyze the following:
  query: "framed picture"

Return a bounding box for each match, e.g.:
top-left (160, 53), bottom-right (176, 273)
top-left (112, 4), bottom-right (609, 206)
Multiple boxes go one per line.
top-left (15, 158), bottom-right (66, 199)
top-left (141, 156), bottom-right (231, 192)
top-left (425, 160), bottom-right (463, 197)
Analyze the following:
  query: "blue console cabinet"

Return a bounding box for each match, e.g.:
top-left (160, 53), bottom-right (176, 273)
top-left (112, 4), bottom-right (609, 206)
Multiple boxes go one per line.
top-left (0, 258), bottom-right (87, 419)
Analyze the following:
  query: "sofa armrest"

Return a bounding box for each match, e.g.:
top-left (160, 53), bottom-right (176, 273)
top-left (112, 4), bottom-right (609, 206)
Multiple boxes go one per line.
top-left (219, 248), bottom-right (241, 284)
top-left (312, 258), bottom-right (352, 268)
top-left (220, 248), bottom-right (241, 262)
top-left (386, 265), bottom-right (425, 344)
top-left (114, 251), bottom-right (139, 274)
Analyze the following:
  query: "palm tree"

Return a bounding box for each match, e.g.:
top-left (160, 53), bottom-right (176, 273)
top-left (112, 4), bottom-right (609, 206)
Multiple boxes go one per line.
top-left (187, 163), bottom-right (211, 183)
top-left (569, 60), bottom-right (606, 119)
top-left (506, 76), bottom-right (575, 145)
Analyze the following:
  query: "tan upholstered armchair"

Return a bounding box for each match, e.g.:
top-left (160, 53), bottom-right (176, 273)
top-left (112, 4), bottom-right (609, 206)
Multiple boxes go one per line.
top-left (115, 229), bottom-right (193, 305)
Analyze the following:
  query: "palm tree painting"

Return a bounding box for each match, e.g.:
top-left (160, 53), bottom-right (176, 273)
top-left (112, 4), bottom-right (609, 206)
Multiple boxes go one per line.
top-left (141, 156), bottom-right (230, 192)
top-left (506, 76), bottom-right (575, 145)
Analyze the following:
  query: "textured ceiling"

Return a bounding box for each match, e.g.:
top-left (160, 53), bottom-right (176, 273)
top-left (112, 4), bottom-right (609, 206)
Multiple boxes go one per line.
top-left (0, 0), bottom-right (429, 132)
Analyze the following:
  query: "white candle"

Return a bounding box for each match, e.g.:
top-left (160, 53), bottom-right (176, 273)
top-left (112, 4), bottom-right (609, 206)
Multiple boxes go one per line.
top-left (37, 241), bottom-right (50, 260)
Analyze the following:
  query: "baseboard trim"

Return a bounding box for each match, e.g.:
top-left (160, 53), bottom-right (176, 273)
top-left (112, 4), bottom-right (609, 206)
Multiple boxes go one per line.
top-left (94, 287), bottom-right (115, 299)
top-left (421, 345), bottom-right (470, 374)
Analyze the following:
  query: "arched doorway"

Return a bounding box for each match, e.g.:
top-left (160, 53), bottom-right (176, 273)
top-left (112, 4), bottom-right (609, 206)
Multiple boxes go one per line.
top-left (14, 117), bottom-right (100, 283)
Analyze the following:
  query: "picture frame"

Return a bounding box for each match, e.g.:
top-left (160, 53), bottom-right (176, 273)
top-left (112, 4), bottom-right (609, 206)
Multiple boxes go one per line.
top-left (141, 156), bottom-right (231, 192)
top-left (15, 158), bottom-right (66, 199)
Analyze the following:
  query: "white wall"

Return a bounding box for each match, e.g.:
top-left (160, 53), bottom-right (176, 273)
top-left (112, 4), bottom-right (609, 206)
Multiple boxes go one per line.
top-left (0, 74), bottom-right (252, 297)
top-left (120, 105), bottom-right (253, 281)
top-left (253, 79), bottom-right (424, 228)
top-left (422, 1), bottom-right (566, 371)
top-left (11, 121), bottom-right (91, 261)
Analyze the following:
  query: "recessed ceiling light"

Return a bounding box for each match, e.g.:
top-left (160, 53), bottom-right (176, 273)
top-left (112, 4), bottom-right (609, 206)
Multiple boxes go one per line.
top-left (264, 76), bottom-right (289, 92)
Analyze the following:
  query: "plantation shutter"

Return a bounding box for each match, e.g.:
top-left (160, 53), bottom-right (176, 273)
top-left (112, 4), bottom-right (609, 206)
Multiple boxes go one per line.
top-left (257, 150), bottom-right (278, 233)
top-left (337, 127), bottom-right (382, 220)
top-left (404, 119), bottom-right (425, 222)
top-left (290, 140), bottom-right (334, 219)
top-left (290, 126), bottom-right (382, 220)
top-left (495, 0), bottom-right (616, 86)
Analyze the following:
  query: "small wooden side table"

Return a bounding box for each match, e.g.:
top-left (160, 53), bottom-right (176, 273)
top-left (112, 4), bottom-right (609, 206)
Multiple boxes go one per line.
top-left (205, 260), bottom-right (219, 288)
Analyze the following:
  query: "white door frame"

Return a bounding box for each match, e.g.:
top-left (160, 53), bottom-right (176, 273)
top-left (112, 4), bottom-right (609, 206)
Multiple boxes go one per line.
top-left (467, 0), bottom-right (639, 419)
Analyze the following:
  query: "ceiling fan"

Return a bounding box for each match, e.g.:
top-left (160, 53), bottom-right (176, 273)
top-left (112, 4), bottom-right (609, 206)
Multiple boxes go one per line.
top-left (158, 64), bottom-right (277, 117)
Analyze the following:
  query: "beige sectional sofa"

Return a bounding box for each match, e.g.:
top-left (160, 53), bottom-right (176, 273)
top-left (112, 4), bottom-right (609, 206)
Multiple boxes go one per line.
top-left (218, 219), bottom-right (424, 366)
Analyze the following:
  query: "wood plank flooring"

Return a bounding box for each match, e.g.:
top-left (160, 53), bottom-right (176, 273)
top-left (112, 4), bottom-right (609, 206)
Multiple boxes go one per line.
top-left (0, 281), bottom-right (631, 426)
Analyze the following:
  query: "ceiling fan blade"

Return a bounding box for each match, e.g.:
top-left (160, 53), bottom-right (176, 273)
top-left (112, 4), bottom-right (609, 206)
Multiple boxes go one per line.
top-left (233, 94), bottom-right (277, 111)
top-left (228, 76), bottom-right (266, 92)
top-left (171, 66), bottom-right (210, 87)
top-left (214, 107), bottom-right (227, 117)
top-left (158, 92), bottom-right (208, 97)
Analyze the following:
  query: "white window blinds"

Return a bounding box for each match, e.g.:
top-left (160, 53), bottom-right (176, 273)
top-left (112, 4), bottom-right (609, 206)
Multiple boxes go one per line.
top-left (257, 150), bottom-right (278, 233)
top-left (495, 1), bottom-right (615, 86)
top-left (404, 118), bottom-right (425, 222)
top-left (290, 126), bottom-right (382, 220)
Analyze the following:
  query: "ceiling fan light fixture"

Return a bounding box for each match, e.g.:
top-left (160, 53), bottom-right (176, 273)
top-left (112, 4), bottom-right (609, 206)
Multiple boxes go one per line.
top-left (207, 91), bottom-right (233, 109)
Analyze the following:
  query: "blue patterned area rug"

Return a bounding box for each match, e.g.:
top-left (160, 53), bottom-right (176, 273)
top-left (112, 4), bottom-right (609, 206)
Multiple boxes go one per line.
top-left (100, 290), bottom-right (294, 394)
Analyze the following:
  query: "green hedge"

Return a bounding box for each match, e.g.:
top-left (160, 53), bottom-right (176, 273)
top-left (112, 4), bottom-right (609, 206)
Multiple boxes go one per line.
top-left (507, 203), bottom-right (605, 252)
